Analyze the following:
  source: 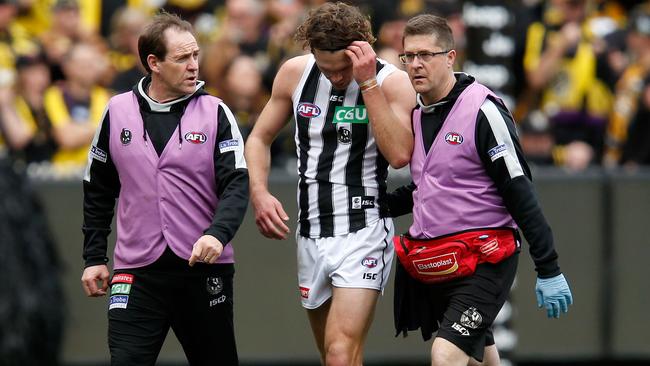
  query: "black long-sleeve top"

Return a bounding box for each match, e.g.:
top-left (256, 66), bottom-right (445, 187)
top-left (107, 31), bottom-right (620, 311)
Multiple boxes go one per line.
top-left (82, 77), bottom-right (249, 267)
top-left (387, 73), bottom-right (560, 278)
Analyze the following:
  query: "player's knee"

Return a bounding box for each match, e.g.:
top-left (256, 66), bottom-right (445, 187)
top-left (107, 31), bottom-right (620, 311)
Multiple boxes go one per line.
top-left (325, 339), bottom-right (358, 366)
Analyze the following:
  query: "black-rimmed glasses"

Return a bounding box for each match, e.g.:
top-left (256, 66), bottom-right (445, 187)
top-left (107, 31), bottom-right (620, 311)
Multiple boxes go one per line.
top-left (398, 50), bottom-right (450, 64)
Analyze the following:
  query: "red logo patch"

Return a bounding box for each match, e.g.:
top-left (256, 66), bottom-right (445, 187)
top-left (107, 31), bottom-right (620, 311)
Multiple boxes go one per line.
top-left (111, 273), bottom-right (134, 284)
top-left (445, 132), bottom-right (463, 145)
top-left (184, 131), bottom-right (207, 144)
top-left (299, 286), bottom-right (310, 299)
top-left (297, 103), bottom-right (321, 118)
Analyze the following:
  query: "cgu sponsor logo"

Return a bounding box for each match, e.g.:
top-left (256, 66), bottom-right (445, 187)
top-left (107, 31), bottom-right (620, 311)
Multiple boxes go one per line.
top-left (333, 106), bottom-right (368, 124)
top-left (111, 283), bottom-right (131, 295)
top-left (361, 257), bottom-right (378, 268)
top-left (445, 132), bottom-right (463, 145)
top-left (413, 253), bottom-right (459, 276)
top-left (185, 131), bottom-right (207, 144)
top-left (299, 286), bottom-right (310, 299)
top-left (297, 103), bottom-right (321, 118)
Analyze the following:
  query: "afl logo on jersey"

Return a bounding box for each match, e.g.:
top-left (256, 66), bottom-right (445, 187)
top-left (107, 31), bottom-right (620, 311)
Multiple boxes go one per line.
top-left (445, 132), bottom-right (463, 145)
top-left (297, 103), bottom-right (321, 118)
top-left (185, 131), bottom-right (207, 144)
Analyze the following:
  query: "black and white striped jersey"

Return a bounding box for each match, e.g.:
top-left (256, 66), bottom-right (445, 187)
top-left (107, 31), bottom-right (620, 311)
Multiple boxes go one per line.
top-left (291, 55), bottom-right (397, 238)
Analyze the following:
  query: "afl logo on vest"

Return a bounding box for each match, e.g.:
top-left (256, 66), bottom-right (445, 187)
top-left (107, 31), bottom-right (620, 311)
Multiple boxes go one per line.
top-left (184, 132), bottom-right (207, 144)
top-left (445, 132), bottom-right (463, 145)
top-left (297, 102), bottom-right (321, 118)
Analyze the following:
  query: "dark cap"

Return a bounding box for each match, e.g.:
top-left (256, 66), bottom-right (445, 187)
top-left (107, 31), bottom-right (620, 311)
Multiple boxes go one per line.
top-left (15, 52), bottom-right (47, 70)
top-left (0, 0), bottom-right (17, 5)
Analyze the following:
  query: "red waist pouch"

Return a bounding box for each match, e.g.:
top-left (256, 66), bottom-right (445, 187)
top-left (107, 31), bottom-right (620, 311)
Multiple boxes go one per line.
top-left (394, 228), bottom-right (519, 284)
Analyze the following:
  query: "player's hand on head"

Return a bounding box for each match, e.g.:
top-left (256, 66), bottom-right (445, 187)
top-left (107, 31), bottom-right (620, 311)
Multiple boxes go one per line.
top-left (535, 273), bottom-right (573, 318)
top-left (345, 40), bottom-right (377, 84)
top-left (81, 264), bottom-right (110, 297)
top-left (189, 235), bottom-right (224, 266)
top-left (251, 191), bottom-right (290, 240)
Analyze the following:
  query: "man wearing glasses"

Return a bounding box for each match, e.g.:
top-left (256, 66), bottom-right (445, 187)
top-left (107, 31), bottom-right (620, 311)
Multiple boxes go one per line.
top-left (387, 14), bottom-right (573, 366)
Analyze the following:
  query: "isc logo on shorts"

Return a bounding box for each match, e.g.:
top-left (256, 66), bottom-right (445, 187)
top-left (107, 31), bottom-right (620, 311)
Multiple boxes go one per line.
top-left (299, 286), bottom-right (310, 299)
top-left (452, 322), bottom-right (470, 336)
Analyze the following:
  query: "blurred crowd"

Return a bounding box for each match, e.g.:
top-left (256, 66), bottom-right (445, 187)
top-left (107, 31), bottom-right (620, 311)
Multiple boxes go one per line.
top-left (0, 0), bottom-right (649, 179)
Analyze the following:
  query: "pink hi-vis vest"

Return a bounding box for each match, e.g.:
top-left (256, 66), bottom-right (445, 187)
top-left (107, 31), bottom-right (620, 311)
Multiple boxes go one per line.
top-left (108, 92), bottom-right (233, 269)
top-left (409, 82), bottom-right (517, 239)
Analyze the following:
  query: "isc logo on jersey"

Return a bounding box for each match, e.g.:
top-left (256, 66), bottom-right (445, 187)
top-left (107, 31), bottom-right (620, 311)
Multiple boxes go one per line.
top-left (445, 132), bottom-right (463, 145)
top-left (297, 103), bottom-right (321, 118)
top-left (333, 106), bottom-right (368, 124)
top-left (185, 131), bottom-right (207, 144)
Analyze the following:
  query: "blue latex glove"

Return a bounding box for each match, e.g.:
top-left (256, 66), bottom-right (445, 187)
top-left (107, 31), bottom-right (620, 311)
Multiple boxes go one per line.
top-left (535, 273), bottom-right (573, 318)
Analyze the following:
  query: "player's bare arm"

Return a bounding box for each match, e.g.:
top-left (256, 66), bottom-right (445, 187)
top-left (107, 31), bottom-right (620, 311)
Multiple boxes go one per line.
top-left (245, 55), bottom-right (308, 239)
top-left (345, 40), bottom-right (416, 168)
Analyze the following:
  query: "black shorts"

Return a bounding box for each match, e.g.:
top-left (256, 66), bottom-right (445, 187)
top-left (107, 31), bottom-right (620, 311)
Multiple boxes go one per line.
top-left (394, 253), bottom-right (518, 361)
top-left (107, 247), bottom-right (238, 366)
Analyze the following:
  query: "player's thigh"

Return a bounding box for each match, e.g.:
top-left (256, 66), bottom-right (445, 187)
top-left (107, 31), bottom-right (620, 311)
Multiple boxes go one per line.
top-left (467, 345), bottom-right (500, 366)
top-left (306, 299), bottom-right (332, 357)
top-left (326, 287), bottom-right (380, 342)
top-left (430, 337), bottom-right (470, 366)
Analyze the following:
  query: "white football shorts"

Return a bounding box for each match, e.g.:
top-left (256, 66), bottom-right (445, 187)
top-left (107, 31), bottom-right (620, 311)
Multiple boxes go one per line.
top-left (296, 218), bottom-right (395, 309)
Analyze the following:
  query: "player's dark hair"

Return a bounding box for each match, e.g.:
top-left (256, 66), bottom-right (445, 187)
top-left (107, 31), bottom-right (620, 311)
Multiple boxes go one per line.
top-left (295, 2), bottom-right (375, 51)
